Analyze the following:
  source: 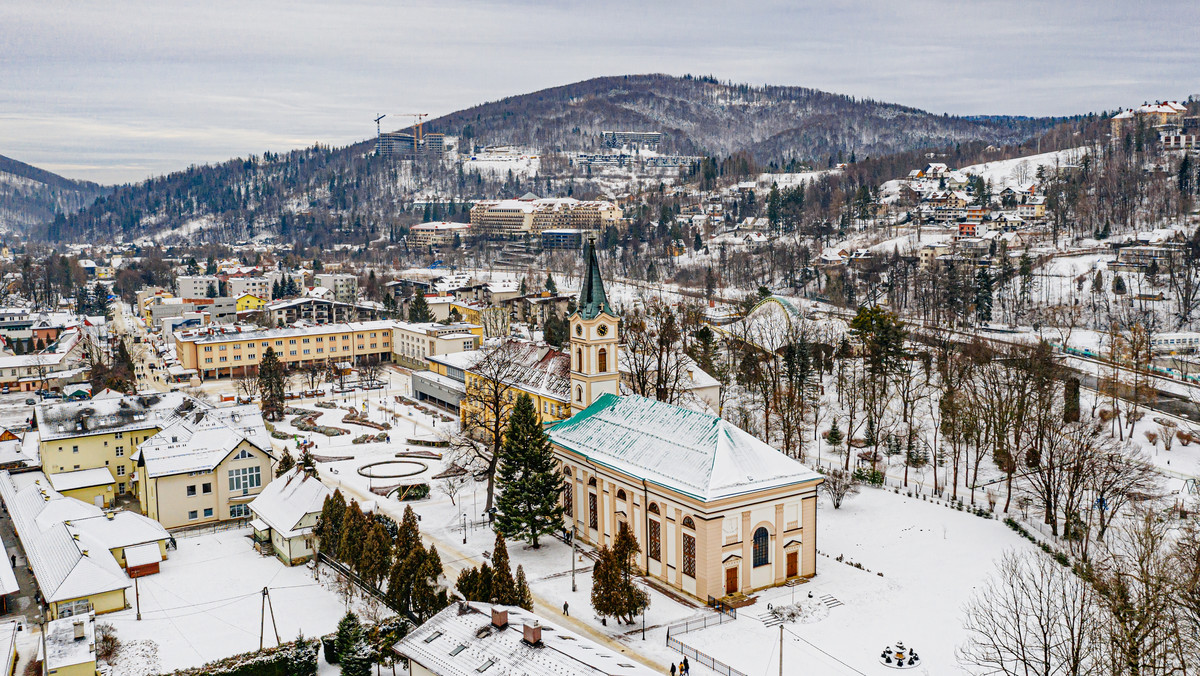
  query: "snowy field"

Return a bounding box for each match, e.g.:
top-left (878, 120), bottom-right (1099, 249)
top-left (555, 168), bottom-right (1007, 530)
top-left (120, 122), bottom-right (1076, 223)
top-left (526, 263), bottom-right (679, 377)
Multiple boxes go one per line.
top-left (959, 146), bottom-right (1091, 189)
top-left (102, 527), bottom-right (354, 674)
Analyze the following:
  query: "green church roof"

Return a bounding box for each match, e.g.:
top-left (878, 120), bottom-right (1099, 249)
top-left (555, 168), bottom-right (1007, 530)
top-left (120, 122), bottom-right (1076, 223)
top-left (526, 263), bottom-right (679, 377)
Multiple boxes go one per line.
top-left (576, 238), bottom-right (613, 320)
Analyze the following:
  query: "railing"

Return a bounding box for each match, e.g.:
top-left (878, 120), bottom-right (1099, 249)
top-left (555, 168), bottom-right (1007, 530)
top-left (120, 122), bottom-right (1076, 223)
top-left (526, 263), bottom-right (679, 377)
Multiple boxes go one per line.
top-left (664, 607), bottom-right (745, 675)
top-left (707, 596), bottom-right (737, 619)
top-left (666, 629), bottom-right (747, 676)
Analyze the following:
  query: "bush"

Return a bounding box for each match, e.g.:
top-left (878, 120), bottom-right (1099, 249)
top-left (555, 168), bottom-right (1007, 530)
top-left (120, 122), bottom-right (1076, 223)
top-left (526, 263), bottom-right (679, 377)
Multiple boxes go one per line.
top-left (1178, 430), bottom-right (1194, 446)
top-left (166, 637), bottom-right (318, 676)
top-left (322, 636), bottom-right (338, 665)
top-left (96, 623), bottom-right (120, 662)
top-left (851, 467), bottom-right (884, 486)
top-left (397, 483), bottom-right (430, 501)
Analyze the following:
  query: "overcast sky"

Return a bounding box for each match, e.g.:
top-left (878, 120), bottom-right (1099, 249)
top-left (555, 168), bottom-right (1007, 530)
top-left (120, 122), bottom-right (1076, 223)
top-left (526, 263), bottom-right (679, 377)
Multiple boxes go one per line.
top-left (3, 0), bottom-right (1198, 185)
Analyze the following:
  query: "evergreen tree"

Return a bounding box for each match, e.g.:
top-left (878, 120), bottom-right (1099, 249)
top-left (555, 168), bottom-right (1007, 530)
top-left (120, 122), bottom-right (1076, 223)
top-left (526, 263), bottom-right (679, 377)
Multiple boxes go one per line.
top-left (412, 546), bottom-right (449, 621)
top-left (514, 565), bottom-right (533, 611)
top-left (297, 449), bottom-right (318, 479)
top-left (495, 394), bottom-right (564, 547)
top-left (590, 524), bottom-right (649, 624)
top-left (272, 279), bottom-right (281, 300)
top-left (386, 544), bottom-right (426, 613)
top-left (489, 533), bottom-right (517, 605)
top-left (360, 522), bottom-right (393, 589)
top-left (205, 254), bottom-right (217, 275)
top-left (545, 273), bottom-right (557, 294)
top-left (338, 500), bottom-right (368, 571)
top-left (258, 347), bottom-right (286, 421)
top-left (339, 641), bottom-right (371, 676)
top-left (396, 505), bottom-right (421, 558)
top-left (408, 293), bottom-right (432, 323)
top-left (1112, 274), bottom-right (1127, 295)
top-left (315, 490), bottom-right (347, 554)
top-left (767, 183), bottom-right (781, 230)
top-left (334, 611), bottom-right (362, 664)
top-left (974, 267), bottom-right (993, 324)
top-left (826, 420), bottom-right (844, 452)
top-left (275, 450), bottom-right (295, 477)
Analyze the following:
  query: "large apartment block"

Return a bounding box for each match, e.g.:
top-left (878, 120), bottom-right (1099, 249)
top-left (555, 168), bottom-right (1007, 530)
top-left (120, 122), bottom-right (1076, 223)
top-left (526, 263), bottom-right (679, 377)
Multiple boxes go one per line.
top-left (314, 273), bottom-right (358, 304)
top-left (175, 275), bottom-right (220, 299)
top-left (470, 197), bottom-right (621, 239)
top-left (227, 276), bottom-right (271, 300)
top-left (172, 320), bottom-right (394, 380)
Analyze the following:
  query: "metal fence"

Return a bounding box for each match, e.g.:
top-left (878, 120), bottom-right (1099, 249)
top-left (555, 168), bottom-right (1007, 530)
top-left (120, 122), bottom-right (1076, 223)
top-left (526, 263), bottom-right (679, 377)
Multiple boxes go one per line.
top-left (666, 632), bottom-right (747, 676)
top-left (665, 611), bottom-right (746, 676)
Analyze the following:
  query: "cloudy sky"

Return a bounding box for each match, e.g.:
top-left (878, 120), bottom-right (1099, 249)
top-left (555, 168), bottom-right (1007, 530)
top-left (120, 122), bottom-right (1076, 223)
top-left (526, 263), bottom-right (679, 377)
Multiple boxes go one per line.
top-left (3, 0), bottom-right (1198, 185)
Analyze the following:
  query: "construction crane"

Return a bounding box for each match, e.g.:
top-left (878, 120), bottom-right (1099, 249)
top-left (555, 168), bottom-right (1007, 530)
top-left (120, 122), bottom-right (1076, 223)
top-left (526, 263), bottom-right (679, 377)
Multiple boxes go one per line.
top-left (397, 113), bottom-right (429, 141)
top-left (373, 114), bottom-right (386, 137)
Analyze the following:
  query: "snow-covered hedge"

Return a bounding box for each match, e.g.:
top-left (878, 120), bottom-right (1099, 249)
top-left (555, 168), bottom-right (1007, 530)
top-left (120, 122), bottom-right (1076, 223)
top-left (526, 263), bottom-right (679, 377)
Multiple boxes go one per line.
top-left (165, 637), bottom-right (318, 676)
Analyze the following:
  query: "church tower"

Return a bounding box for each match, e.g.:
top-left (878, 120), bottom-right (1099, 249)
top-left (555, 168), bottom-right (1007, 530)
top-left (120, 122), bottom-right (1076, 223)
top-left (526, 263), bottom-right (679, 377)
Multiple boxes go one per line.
top-left (569, 237), bottom-right (620, 413)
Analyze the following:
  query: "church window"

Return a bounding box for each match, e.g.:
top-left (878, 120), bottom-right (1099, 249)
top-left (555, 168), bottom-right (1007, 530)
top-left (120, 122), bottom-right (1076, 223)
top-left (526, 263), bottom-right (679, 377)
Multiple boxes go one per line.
top-left (588, 493), bottom-right (598, 530)
top-left (576, 349), bottom-right (583, 370)
top-left (753, 527), bottom-right (770, 567)
top-left (563, 481), bottom-right (573, 516)
top-left (648, 502), bottom-right (660, 515)
top-left (682, 533), bottom-right (696, 577)
top-left (648, 519), bottom-right (661, 561)
top-left (616, 488), bottom-right (626, 501)
top-left (598, 348), bottom-right (607, 372)
top-left (682, 516), bottom-right (695, 529)
top-left (576, 385), bottom-right (583, 402)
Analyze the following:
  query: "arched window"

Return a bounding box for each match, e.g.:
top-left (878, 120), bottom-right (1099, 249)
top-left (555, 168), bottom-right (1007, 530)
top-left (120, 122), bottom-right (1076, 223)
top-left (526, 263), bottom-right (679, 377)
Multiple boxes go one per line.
top-left (563, 481), bottom-right (573, 516)
top-left (598, 348), bottom-right (607, 372)
top-left (682, 516), bottom-right (695, 530)
top-left (588, 477), bottom-right (597, 487)
top-left (647, 502), bottom-right (660, 515)
top-left (576, 385), bottom-right (583, 402)
top-left (576, 349), bottom-right (583, 371)
top-left (753, 527), bottom-right (770, 567)
top-left (563, 466), bottom-right (572, 477)
top-left (616, 489), bottom-right (626, 501)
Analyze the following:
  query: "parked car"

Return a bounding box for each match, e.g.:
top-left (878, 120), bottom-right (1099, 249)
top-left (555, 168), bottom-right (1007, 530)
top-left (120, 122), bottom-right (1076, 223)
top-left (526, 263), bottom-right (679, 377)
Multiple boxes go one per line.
top-left (24, 398), bottom-right (36, 406)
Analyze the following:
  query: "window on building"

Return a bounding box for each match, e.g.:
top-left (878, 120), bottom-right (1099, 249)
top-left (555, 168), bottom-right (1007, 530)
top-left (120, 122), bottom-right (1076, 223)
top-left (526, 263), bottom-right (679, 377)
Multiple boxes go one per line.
top-left (229, 466), bottom-right (261, 492)
top-left (598, 348), bottom-right (607, 372)
top-left (616, 489), bottom-right (626, 502)
top-left (682, 533), bottom-right (696, 577)
top-left (116, 465), bottom-right (126, 476)
top-left (202, 483), bottom-right (212, 494)
top-left (203, 508), bottom-right (214, 518)
top-left (682, 516), bottom-right (695, 529)
top-left (188, 510), bottom-right (198, 521)
top-left (563, 481), bottom-right (573, 516)
top-left (753, 527), bottom-right (770, 567)
top-left (576, 385), bottom-right (583, 402)
top-left (72, 445), bottom-right (78, 453)
top-left (648, 502), bottom-right (660, 515)
top-left (576, 349), bottom-right (583, 370)
top-left (115, 446), bottom-right (124, 457)
top-left (117, 483), bottom-right (126, 495)
top-left (186, 485), bottom-right (197, 497)
top-left (230, 504), bottom-right (250, 519)
top-left (648, 519), bottom-right (661, 561)
top-left (588, 493), bottom-right (598, 530)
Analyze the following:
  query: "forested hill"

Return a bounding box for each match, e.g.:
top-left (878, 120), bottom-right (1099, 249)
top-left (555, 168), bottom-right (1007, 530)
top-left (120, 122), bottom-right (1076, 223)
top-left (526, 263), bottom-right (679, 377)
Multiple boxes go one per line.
top-left (428, 74), bottom-right (1063, 161)
top-left (32, 74), bottom-right (1069, 245)
top-left (0, 154), bottom-right (107, 233)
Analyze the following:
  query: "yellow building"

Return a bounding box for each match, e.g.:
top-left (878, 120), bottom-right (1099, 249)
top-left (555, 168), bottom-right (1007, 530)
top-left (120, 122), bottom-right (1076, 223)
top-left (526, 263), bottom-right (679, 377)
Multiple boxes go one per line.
top-left (133, 404), bottom-right (275, 529)
top-left (44, 614), bottom-right (99, 676)
top-left (35, 391), bottom-right (202, 499)
top-left (0, 471), bottom-right (170, 620)
top-left (235, 293), bottom-right (265, 313)
top-left (248, 468), bottom-right (330, 566)
top-left (172, 320), bottom-right (395, 380)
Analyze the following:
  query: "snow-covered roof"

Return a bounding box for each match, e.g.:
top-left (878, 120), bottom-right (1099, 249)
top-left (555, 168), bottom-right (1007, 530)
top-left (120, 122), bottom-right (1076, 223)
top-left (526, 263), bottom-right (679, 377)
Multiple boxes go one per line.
top-left (0, 471), bottom-right (170, 603)
top-left (133, 404), bottom-right (272, 478)
top-left (123, 542), bottom-right (162, 568)
top-left (47, 468), bottom-right (114, 492)
top-left (395, 602), bottom-right (658, 676)
top-left (549, 394), bottom-right (822, 502)
top-left (36, 391), bottom-right (203, 442)
top-left (249, 468), bottom-right (330, 539)
top-left (45, 614), bottom-right (95, 671)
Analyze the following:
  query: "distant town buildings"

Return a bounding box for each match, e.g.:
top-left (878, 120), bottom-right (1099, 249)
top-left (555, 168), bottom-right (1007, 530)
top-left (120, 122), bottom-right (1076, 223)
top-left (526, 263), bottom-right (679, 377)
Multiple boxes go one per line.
top-left (470, 195), bottom-right (621, 239)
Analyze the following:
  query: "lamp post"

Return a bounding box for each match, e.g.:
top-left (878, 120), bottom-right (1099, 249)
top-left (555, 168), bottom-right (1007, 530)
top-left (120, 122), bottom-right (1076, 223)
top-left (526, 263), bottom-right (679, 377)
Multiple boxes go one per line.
top-left (570, 524), bottom-right (578, 593)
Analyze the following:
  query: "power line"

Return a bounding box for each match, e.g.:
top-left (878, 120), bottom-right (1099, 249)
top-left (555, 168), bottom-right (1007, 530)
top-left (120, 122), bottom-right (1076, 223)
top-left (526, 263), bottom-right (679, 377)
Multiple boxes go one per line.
top-left (783, 626), bottom-right (870, 676)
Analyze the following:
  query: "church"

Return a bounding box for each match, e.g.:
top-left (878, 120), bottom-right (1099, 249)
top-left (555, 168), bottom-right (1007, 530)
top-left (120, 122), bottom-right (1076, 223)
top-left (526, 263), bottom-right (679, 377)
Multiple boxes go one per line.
top-left (548, 240), bottom-right (823, 601)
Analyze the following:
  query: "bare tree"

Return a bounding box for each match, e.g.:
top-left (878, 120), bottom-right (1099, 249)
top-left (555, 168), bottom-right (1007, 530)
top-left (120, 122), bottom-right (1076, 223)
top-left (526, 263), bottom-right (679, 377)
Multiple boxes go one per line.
top-left (819, 469), bottom-right (859, 509)
top-left (358, 356), bottom-right (382, 387)
top-left (622, 299), bottom-right (691, 406)
top-left (459, 340), bottom-right (525, 511)
top-left (234, 372), bottom-right (261, 401)
top-left (1089, 445), bottom-right (1160, 542)
top-left (958, 550), bottom-right (1103, 676)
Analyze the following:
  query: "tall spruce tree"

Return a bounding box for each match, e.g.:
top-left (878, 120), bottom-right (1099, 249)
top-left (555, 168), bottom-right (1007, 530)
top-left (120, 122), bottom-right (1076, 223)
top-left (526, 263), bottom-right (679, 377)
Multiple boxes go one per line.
top-left (315, 490), bottom-right (347, 554)
top-left (514, 565), bottom-right (533, 611)
top-left (408, 293), bottom-right (432, 322)
top-left (258, 347), bottom-right (286, 420)
top-left (275, 450), bottom-right (296, 477)
top-left (489, 533), bottom-right (517, 605)
top-left (495, 394), bottom-right (564, 547)
top-left (334, 611), bottom-right (362, 664)
top-left (590, 524), bottom-right (649, 624)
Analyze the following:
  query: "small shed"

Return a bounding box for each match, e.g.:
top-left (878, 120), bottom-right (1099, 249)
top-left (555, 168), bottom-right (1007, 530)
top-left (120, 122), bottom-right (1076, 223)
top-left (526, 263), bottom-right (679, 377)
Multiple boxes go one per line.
top-left (124, 542), bottom-right (163, 578)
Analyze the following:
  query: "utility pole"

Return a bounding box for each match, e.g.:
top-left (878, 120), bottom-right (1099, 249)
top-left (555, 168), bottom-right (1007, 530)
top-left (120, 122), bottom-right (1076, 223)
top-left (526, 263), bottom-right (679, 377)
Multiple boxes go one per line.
top-left (135, 575), bottom-right (141, 620)
top-left (571, 524), bottom-right (578, 592)
top-left (779, 625), bottom-right (784, 676)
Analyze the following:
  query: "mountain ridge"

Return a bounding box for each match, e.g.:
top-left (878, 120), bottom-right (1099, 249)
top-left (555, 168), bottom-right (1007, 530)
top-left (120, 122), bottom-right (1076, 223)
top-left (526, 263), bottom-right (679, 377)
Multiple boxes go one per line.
top-left (0, 154), bottom-right (108, 233)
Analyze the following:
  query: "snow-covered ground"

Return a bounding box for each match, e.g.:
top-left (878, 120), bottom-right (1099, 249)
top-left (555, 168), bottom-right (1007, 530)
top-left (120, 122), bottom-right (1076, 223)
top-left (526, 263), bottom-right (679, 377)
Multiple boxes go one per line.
top-left (959, 146), bottom-right (1091, 189)
top-left (103, 527), bottom-right (356, 674)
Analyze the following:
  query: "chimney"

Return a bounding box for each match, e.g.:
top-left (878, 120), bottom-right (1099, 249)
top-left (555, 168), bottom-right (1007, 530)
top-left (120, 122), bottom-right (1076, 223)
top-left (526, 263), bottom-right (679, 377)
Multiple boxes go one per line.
top-left (73, 620), bottom-right (85, 640)
top-left (490, 608), bottom-right (508, 628)
top-left (522, 621), bottom-right (542, 646)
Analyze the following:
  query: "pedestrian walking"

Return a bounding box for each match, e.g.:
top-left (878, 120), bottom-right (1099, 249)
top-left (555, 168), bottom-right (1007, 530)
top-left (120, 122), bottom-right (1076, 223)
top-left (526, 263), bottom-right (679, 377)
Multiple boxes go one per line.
top-left (670, 664), bottom-right (676, 676)
top-left (563, 601), bottom-right (569, 616)
top-left (683, 657), bottom-right (690, 674)
top-left (679, 661), bottom-right (686, 675)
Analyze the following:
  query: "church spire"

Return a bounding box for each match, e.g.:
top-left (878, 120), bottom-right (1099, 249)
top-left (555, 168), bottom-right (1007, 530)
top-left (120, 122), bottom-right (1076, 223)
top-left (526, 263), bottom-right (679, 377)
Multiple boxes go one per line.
top-left (577, 236), bottom-right (612, 320)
